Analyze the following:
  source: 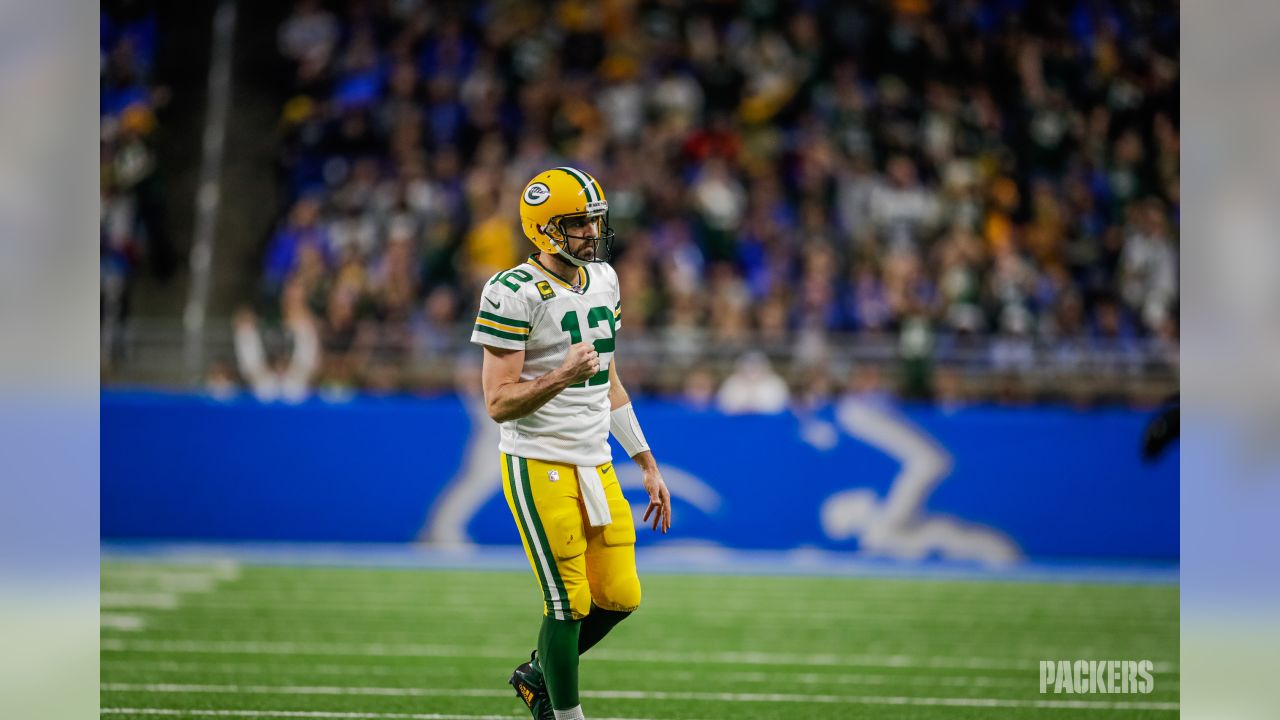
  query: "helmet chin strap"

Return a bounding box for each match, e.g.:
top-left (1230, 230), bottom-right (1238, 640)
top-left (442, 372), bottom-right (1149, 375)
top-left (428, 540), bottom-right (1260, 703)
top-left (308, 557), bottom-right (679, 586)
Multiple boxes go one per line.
top-left (554, 241), bottom-right (591, 267)
top-left (543, 226), bottom-right (592, 268)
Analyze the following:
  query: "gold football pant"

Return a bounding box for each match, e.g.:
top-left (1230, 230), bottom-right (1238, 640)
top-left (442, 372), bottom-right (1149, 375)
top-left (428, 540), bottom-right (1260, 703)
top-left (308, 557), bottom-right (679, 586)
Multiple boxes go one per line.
top-left (500, 453), bottom-right (641, 620)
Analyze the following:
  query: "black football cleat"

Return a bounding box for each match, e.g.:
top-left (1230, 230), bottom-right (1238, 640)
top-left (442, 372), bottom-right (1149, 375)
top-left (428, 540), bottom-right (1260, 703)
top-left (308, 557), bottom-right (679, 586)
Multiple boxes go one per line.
top-left (509, 651), bottom-right (554, 720)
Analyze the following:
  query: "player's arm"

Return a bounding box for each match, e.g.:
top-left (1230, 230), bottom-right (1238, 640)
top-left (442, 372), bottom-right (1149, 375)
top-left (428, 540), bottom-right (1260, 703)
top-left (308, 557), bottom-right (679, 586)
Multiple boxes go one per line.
top-left (480, 342), bottom-right (599, 423)
top-left (608, 361), bottom-right (671, 533)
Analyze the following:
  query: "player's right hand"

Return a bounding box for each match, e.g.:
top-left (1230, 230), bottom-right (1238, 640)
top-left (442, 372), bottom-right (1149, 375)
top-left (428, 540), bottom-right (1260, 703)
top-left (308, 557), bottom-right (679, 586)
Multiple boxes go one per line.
top-left (560, 342), bottom-right (599, 385)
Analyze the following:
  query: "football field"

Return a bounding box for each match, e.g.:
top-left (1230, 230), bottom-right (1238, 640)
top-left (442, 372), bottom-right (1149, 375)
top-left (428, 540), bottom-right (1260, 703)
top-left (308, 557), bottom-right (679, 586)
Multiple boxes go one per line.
top-left (101, 558), bottom-right (1179, 719)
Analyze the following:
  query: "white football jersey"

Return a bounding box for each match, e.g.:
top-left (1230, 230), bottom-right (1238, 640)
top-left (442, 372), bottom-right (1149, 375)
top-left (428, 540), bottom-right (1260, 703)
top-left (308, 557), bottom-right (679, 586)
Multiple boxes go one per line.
top-left (470, 254), bottom-right (622, 466)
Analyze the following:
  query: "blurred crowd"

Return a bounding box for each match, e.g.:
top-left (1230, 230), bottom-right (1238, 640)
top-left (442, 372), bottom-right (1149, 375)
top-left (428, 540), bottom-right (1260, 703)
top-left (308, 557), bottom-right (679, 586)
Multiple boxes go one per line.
top-left (235, 0), bottom-right (1179, 404)
top-left (101, 0), bottom-right (172, 356)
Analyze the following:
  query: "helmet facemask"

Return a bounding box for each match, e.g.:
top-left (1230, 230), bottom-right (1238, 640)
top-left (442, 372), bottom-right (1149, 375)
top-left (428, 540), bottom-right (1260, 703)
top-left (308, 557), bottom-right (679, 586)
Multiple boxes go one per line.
top-left (545, 210), bottom-right (615, 267)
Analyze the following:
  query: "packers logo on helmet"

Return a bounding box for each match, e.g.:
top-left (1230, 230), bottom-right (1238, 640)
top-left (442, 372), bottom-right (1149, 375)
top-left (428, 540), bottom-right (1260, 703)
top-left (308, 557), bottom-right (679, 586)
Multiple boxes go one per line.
top-left (523, 182), bottom-right (551, 206)
top-left (519, 167), bottom-right (615, 266)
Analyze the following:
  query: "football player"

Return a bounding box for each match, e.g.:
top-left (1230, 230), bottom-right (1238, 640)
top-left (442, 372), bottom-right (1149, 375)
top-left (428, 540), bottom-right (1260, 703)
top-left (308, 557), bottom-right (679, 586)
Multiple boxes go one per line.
top-left (471, 167), bottom-right (672, 720)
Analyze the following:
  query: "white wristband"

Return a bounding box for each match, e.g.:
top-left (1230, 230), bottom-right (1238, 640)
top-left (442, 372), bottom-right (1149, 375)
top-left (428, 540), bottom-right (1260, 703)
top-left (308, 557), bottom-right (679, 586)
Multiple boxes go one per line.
top-left (610, 402), bottom-right (650, 458)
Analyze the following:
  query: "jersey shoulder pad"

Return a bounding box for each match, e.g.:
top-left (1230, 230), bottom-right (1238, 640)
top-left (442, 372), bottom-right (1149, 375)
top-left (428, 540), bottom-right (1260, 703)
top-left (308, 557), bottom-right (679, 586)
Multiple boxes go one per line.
top-left (484, 264), bottom-right (542, 300)
top-left (475, 268), bottom-right (537, 346)
top-left (480, 265), bottom-right (541, 314)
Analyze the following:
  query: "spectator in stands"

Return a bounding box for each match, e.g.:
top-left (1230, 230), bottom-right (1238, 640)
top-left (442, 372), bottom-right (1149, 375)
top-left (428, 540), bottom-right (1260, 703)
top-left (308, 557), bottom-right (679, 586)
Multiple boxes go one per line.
top-left (461, 187), bottom-right (520, 284)
top-left (264, 195), bottom-right (330, 296)
top-left (204, 360), bottom-right (240, 401)
top-left (680, 367), bottom-right (718, 411)
top-left (717, 351), bottom-right (790, 415)
top-left (1120, 198), bottom-right (1179, 331)
top-left (277, 0), bottom-right (337, 69)
top-left (232, 280), bottom-right (321, 403)
top-left (101, 0), bottom-right (173, 362)
top-left (869, 155), bottom-right (940, 257)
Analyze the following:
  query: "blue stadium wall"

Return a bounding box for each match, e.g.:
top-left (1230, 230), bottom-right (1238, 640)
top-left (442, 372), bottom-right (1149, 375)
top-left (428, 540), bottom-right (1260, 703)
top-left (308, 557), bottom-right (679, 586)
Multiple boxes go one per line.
top-left (101, 391), bottom-right (1177, 561)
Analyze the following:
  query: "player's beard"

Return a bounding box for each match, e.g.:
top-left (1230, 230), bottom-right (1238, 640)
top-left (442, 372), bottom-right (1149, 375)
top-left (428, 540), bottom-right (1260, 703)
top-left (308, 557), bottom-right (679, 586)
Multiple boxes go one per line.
top-left (573, 241), bottom-right (596, 262)
top-left (564, 237), bottom-right (596, 263)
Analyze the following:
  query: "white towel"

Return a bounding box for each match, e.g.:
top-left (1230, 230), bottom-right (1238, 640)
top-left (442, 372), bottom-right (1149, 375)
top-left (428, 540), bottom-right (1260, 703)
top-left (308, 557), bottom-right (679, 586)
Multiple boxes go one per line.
top-left (576, 465), bottom-right (612, 527)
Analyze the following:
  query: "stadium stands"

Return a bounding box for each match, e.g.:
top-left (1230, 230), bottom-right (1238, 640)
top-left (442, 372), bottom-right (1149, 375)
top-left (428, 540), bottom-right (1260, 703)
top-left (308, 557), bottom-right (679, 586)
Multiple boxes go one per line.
top-left (240, 1), bottom-right (1178, 403)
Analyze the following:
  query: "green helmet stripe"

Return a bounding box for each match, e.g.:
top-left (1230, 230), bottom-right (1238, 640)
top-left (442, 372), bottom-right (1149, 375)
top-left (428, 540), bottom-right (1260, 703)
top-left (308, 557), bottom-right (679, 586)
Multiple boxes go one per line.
top-left (555, 166), bottom-right (598, 204)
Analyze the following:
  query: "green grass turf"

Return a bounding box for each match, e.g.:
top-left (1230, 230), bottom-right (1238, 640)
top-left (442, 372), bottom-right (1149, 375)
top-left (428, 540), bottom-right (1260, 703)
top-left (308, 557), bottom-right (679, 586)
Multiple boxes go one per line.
top-left (101, 560), bottom-right (1178, 719)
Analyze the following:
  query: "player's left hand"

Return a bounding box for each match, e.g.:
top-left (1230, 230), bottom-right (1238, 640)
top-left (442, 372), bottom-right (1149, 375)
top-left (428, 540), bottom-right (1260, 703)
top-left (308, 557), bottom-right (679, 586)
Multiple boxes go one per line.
top-left (641, 468), bottom-right (672, 534)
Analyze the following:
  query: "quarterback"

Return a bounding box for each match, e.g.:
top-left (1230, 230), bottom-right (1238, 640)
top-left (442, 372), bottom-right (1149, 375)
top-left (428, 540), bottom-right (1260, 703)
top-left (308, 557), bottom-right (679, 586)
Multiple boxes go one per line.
top-left (470, 166), bottom-right (672, 720)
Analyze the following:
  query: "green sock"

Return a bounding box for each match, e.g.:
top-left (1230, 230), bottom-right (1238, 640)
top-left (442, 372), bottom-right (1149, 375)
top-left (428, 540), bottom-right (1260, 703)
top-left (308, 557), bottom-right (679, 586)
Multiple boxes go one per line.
top-left (537, 614), bottom-right (581, 710)
top-left (577, 604), bottom-right (631, 655)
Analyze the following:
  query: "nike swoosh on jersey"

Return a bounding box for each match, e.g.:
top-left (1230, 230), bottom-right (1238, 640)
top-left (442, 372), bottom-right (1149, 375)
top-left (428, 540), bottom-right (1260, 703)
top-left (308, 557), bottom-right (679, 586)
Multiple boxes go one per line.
top-left (485, 297), bottom-right (500, 308)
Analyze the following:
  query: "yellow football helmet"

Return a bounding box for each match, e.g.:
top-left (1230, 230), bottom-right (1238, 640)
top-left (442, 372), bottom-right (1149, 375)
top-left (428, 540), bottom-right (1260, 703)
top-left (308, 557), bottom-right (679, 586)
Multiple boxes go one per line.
top-left (519, 166), bottom-right (614, 266)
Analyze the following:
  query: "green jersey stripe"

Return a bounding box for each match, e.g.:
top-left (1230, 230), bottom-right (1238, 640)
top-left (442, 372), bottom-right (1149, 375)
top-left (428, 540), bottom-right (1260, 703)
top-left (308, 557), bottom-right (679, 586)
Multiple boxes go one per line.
top-left (477, 310), bottom-right (531, 328)
top-left (474, 324), bottom-right (528, 342)
top-left (519, 457), bottom-right (570, 617)
top-left (505, 454), bottom-right (556, 617)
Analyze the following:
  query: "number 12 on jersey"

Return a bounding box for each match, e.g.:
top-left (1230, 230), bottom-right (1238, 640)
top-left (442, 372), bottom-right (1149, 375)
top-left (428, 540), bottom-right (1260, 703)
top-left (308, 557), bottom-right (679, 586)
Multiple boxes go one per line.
top-left (560, 307), bottom-right (615, 387)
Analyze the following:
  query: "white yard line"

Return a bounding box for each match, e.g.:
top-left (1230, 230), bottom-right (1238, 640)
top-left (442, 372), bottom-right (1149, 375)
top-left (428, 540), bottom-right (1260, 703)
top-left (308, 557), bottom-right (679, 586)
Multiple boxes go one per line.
top-left (102, 709), bottom-right (671, 720)
top-left (97, 659), bottom-right (1182, 691)
top-left (156, 587), bottom-right (1170, 612)
top-left (102, 564), bottom-right (241, 581)
top-left (100, 659), bottom-right (468, 678)
top-left (99, 567), bottom-right (242, 642)
top-left (101, 684), bottom-right (1179, 712)
top-left (98, 659), bottom-right (1182, 691)
top-left (101, 593), bottom-right (180, 610)
top-left (99, 638), bottom-right (1177, 676)
top-left (100, 614), bottom-right (147, 631)
top-left (94, 658), bottom-right (1045, 687)
top-left (101, 565), bottom-right (238, 615)
top-left (101, 566), bottom-right (241, 592)
top-left (146, 598), bottom-right (1175, 630)
top-left (143, 586), bottom-right (1174, 629)
top-left (130, 572), bottom-right (1159, 596)
top-left (100, 638), bottom-right (1179, 673)
top-left (102, 576), bottom-right (221, 593)
top-left (104, 712), bottom-right (511, 720)
top-left (173, 613), bottom-right (1168, 641)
